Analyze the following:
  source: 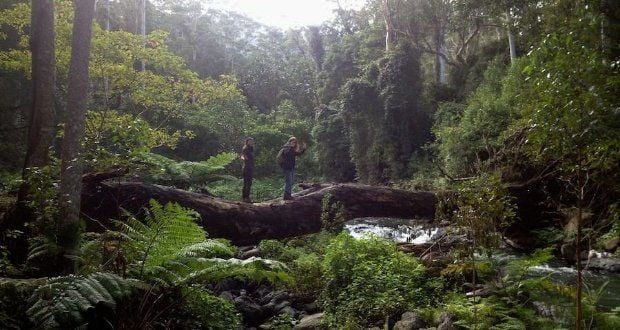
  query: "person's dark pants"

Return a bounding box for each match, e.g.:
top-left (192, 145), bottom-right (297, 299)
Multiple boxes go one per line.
top-left (242, 176), bottom-right (252, 201)
top-left (283, 169), bottom-right (294, 199)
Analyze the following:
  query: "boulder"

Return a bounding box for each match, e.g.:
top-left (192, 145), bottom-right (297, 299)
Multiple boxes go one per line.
top-left (218, 291), bottom-right (235, 301)
top-left (280, 306), bottom-right (298, 318)
top-left (234, 295), bottom-right (263, 326)
top-left (560, 243), bottom-right (577, 263)
top-left (394, 311), bottom-right (426, 330)
top-left (240, 248), bottom-right (262, 259)
top-left (293, 313), bottom-right (325, 330)
top-left (274, 300), bottom-right (292, 313)
top-left (260, 290), bottom-right (290, 305)
top-left (585, 257), bottom-right (620, 273)
top-left (465, 287), bottom-right (492, 298)
top-left (604, 237), bottom-right (620, 252)
top-left (436, 312), bottom-right (455, 330)
top-left (301, 302), bottom-right (319, 314)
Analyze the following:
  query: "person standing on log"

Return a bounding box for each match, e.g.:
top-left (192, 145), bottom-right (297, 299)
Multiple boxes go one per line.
top-left (240, 137), bottom-right (255, 203)
top-left (278, 137), bottom-right (306, 200)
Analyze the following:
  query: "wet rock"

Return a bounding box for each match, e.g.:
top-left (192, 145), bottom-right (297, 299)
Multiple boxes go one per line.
top-left (394, 311), bottom-right (425, 330)
top-left (217, 278), bottom-right (244, 292)
top-left (293, 313), bottom-right (325, 330)
top-left (465, 287), bottom-right (492, 298)
top-left (280, 306), bottom-right (298, 318)
top-left (436, 312), bottom-right (455, 330)
top-left (274, 300), bottom-right (291, 312)
top-left (238, 245), bottom-right (257, 253)
top-left (260, 290), bottom-right (290, 305)
top-left (301, 302), bottom-right (319, 313)
top-left (234, 295), bottom-right (263, 326)
top-left (560, 243), bottom-right (577, 263)
top-left (219, 291), bottom-right (235, 301)
top-left (531, 301), bottom-right (555, 318)
top-left (397, 243), bottom-right (430, 255)
top-left (585, 257), bottom-right (620, 273)
top-left (420, 251), bottom-right (451, 269)
top-left (261, 301), bottom-right (276, 315)
top-left (240, 248), bottom-right (262, 259)
top-left (604, 237), bottom-right (620, 252)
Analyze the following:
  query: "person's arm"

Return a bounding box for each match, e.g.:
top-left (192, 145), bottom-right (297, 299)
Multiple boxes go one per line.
top-left (294, 142), bottom-right (307, 156)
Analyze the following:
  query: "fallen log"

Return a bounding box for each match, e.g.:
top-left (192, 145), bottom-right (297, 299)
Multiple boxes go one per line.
top-left (81, 181), bottom-right (437, 245)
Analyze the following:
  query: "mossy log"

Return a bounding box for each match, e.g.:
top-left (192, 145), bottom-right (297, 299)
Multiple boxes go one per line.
top-left (81, 181), bottom-right (437, 245)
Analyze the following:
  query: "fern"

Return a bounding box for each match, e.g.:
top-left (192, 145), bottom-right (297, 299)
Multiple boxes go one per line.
top-left (26, 272), bottom-right (135, 329)
top-left (117, 200), bottom-right (290, 287)
top-left (26, 236), bottom-right (61, 264)
top-left (118, 200), bottom-right (205, 278)
top-left (177, 240), bottom-right (236, 259)
top-left (172, 256), bottom-right (291, 286)
top-left (135, 152), bottom-right (236, 189)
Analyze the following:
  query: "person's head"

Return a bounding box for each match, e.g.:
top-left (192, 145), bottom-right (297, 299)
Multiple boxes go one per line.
top-left (244, 137), bottom-right (255, 147)
top-left (287, 136), bottom-right (297, 147)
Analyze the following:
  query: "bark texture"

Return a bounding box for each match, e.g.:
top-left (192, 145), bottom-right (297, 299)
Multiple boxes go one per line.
top-left (58, 0), bottom-right (96, 253)
top-left (23, 0), bottom-right (56, 172)
top-left (81, 181), bottom-right (438, 245)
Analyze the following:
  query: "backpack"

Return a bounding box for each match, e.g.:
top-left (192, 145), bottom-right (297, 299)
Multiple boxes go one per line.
top-left (276, 148), bottom-right (285, 166)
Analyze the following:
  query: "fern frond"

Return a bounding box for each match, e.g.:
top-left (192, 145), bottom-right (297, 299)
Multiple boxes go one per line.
top-left (27, 236), bottom-right (61, 263)
top-left (26, 272), bottom-right (135, 329)
top-left (177, 240), bottom-right (235, 259)
top-left (202, 152), bottom-right (237, 171)
top-left (118, 200), bottom-right (206, 279)
top-left (174, 257), bottom-right (291, 286)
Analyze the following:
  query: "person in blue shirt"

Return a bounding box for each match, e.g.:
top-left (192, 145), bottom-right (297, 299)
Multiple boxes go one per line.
top-left (278, 137), bottom-right (306, 200)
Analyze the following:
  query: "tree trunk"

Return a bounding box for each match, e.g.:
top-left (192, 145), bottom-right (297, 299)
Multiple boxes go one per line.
top-left (382, 0), bottom-right (397, 51)
top-left (138, 0), bottom-right (146, 71)
top-left (4, 0), bottom-right (56, 264)
top-left (58, 0), bottom-right (96, 271)
top-left (506, 11), bottom-right (517, 64)
top-left (434, 26), bottom-right (447, 85)
top-left (81, 182), bottom-right (438, 245)
top-left (22, 0), bottom-right (56, 173)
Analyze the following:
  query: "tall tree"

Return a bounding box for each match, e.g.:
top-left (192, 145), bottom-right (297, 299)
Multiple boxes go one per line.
top-left (57, 0), bottom-right (97, 272)
top-left (307, 26), bottom-right (325, 71)
top-left (22, 0), bottom-right (56, 180)
top-left (380, 0), bottom-right (397, 51)
top-left (138, 0), bottom-right (146, 71)
top-left (3, 0), bottom-right (56, 264)
top-left (378, 43), bottom-right (428, 178)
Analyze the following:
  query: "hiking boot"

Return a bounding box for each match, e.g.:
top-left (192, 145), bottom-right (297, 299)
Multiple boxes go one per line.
top-left (242, 198), bottom-right (252, 203)
top-left (283, 195), bottom-right (293, 201)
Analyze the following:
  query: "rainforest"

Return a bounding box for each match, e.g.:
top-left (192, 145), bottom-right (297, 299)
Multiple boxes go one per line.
top-left (0, 0), bottom-right (619, 329)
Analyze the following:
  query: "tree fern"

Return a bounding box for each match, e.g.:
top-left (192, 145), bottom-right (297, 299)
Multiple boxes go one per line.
top-left (135, 152), bottom-right (236, 189)
top-left (26, 272), bottom-right (135, 329)
top-left (117, 200), bottom-right (290, 286)
top-left (118, 200), bottom-right (205, 278)
top-left (164, 256), bottom-right (291, 286)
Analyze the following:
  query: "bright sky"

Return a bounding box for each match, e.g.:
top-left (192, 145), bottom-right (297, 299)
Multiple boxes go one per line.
top-left (206, 0), bottom-right (365, 29)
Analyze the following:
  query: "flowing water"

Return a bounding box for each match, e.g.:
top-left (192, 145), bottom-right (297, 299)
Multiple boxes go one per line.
top-left (344, 217), bottom-right (620, 310)
top-left (344, 217), bottom-right (440, 244)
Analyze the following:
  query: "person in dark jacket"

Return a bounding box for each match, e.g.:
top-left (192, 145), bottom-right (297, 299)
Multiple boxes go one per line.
top-left (279, 136), bottom-right (306, 200)
top-left (240, 137), bottom-right (255, 203)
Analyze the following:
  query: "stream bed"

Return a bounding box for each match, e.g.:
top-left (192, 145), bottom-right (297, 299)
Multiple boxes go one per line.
top-left (344, 217), bottom-right (620, 310)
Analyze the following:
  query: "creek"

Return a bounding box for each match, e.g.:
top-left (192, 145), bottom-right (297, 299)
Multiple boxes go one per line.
top-left (344, 217), bottom-right (620, 310)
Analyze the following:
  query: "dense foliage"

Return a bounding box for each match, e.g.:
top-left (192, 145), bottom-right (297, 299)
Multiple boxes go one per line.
top-left (321, 233), bottom-right (436, 328)
top-left (0, 0), bottom-right (619, 328)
